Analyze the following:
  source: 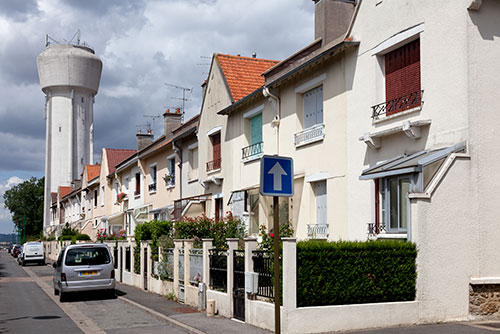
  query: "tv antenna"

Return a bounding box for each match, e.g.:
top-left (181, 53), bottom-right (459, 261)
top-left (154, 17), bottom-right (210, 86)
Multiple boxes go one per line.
top-left (143, 114), bottom-right (162, 135)
top-left (164, 83), bottom-right (192, 123)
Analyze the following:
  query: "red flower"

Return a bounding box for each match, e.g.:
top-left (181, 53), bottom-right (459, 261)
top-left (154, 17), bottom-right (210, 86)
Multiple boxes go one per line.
top-left (270, 233), bottom-right (274, 238)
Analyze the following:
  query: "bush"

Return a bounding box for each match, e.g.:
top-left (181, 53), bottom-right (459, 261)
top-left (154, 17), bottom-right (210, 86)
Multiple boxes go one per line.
top-left (58, 235), bottom-right (73, 241)
top-left (74, 234), bottom-right (91, 241)
top-left (297, 240), bottom-right (417, 307)
top-left (134, 221), bottom-right (174, 262)
top-left (61, 223), bottom-right (78, 236)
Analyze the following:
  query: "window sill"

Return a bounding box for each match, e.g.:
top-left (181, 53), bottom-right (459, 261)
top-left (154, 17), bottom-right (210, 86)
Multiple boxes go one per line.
top-left (373, 105), bottom-right (422, 125)
top-left (294, 124), bottom-right (325, 148)
top-left (207, 168), bottom-right (221, 176)
top-left (134, 195), bottom-right (141, 200)
top-left (148, 191), bottom-right (157, 195)
top-left (166, 185), bottom-right (175, 190)
top-left (242, 153), bottom-right (262, 164)
top-left (188, 178), bottom-right (198, 184)
top-left (369, 233), bottom-right (407, 241)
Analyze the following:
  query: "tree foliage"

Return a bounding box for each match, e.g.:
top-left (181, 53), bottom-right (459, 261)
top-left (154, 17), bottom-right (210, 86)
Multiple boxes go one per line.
top-left (3, 177), bottom-right (44, 237)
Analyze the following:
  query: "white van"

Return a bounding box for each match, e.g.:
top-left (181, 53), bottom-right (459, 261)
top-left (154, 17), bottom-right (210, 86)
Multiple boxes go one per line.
top-left (20, 242), bottom-right (45, 266)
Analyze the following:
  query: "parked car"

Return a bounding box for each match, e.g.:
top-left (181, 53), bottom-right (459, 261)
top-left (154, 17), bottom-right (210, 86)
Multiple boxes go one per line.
top-left (53, 243), bottom-right (115, 302)
top-left (18, 242), bottom-right (45, 266)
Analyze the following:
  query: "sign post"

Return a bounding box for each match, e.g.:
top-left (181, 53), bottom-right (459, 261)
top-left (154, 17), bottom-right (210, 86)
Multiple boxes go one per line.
top-left (260, 155), bottom-right (294, 334)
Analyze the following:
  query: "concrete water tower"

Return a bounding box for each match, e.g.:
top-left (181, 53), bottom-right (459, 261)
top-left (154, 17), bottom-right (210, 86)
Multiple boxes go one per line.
top-left (37, 35), bottom-right (102, 230)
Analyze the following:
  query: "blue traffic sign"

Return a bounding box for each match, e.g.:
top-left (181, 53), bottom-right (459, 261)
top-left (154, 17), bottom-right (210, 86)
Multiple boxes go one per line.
top-left (260, 155), bottom-right (294, 197)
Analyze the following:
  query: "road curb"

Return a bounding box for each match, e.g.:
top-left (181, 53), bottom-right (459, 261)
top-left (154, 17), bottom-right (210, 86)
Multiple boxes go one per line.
top-left (118, 295), bottom-right (207, 334)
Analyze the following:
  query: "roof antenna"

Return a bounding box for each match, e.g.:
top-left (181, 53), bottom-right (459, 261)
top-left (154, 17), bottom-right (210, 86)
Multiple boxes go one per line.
top-left (164, 83), bottom-right (192, 123)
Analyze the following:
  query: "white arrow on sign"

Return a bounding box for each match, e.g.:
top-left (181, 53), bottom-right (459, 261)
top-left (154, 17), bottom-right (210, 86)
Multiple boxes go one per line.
top-left (268, 162), bottom-right (287, 191)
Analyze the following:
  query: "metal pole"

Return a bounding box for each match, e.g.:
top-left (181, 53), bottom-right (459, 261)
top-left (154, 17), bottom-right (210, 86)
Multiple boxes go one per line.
top-left (273, 196), bottom-right (280, 334)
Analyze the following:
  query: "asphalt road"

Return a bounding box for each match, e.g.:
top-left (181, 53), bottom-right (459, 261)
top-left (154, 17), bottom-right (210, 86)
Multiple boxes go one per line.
top-left (0, 250), bottom-right (82, 334)
top-left (0, 250), bottom-right (188, 334)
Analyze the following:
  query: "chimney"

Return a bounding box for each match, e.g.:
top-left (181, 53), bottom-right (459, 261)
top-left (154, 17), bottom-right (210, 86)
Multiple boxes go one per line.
top-left (314, 0), bottom-right (356, 46)
top-left (136, 130), bottom-right (154, 151)
top-left (163, 108), bottom-right (182, 137)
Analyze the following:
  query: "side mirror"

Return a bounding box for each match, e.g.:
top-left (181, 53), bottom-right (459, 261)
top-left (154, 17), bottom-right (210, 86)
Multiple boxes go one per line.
top-left (52, 262), bottom-right (56, 269)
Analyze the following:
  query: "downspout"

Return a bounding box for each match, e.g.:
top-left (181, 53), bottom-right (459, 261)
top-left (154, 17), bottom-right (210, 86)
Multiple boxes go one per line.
top-left (70, 89), bottom-right (74, 181)
top-left (173, 140), bottom-right (183, 199)
top-left (262, 87), bottom-right (280, 155)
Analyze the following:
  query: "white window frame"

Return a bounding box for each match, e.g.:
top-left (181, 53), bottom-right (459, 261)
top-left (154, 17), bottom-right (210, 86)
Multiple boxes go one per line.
top-left (100, 185), bottom-right (105, 207)
top-left (188, 143), bottom-right (199, 181)
top-left (166, 154), bottom-right (176, 188)
top-left (149, 163), bottom-right (157, 193)
top-left (93, 189), bottom-right (98, 208)
top-left (379, 175), bottom-right (411, 233)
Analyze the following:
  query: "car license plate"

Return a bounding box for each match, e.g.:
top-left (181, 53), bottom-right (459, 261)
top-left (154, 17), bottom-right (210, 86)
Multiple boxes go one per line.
top-left (79, 271), bottom-right (98, 276)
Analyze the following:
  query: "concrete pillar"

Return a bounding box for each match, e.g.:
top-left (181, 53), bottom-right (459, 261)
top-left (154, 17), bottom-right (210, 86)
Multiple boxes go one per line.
top-left (140, 241), bottom-right (146, 289)
top-left (227, 238), bottom-right (239, 316)
top-left (173, 240), bottom-right (183, 298)
top-left (184, 239), bottom-right (193, 286)
top-left (282, 237), bottom-right (297, 333)
top-left (147, 241), bottom-right (152, 288)
top-left (202, 239), bottom-right (213, 287)
top-left (244, 237), bottom-right (258, 272)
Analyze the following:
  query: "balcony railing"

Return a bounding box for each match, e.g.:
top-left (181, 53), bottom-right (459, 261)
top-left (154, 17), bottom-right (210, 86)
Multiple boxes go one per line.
top-left (367, 222), bottom-right (386, 235)
top-left (307, 224), bottom-right (329, 239)
top-left (206, 158), bottom-right (221, 172)
top-left (372, 90), bottom-right (423, 119)
top-left (242, 141), bottom-right (263, 160)
top-left (294, 124), bottom-right (325, 148)
top-left (148, 183), bottom-right (157, 192)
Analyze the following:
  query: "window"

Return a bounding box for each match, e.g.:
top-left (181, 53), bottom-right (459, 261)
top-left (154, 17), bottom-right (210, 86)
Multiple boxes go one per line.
top-left (93, 189), bottom-right (98, 208)
top-left (114, 182), bottom-right (118, 203)
top-left (303, 86), bottom-right (323, 129)
top-left (124, 176), bottom-right (129, 193)
top-left (135, 172), bottom-right (141, 196)
top-left (242, 113), bottom-right (263, 160)
top-left (377, 176), bottom-right (410, 232)
top-left (314, 181), bottom-right (327, 226)
top-left (215, 197), bottom-right (223, 221)
top-left (207, 132), bottom-right (221, 171)
top-left (149, 164), bottom-right (157, 193)
top-left (100, 185), bottom-right (105, 206)
top-left (384, 39), bottom-right (421, 115)
top-left (189, 146), bottom-right (198, 180)
top-left (65, 247), bottom-right (110, 266)
top-left (166, 157), bottom-right (175, 187)
top-left (247, 190), bottom-right (260, 235)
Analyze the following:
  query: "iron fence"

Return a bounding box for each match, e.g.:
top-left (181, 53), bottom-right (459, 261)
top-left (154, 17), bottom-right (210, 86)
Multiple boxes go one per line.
top-left (159, 248), bottom-right (174, 280)
top-left (125, 246), bottom-right (131, 272)
top-left (209, 249), bottom-right (227, 292)
top-left (242, 142), bottom-right (263, 160)
top-left (206, 158), bottom-right (222, 172)
top-left (252, 250), bottom-right (274, 298)
top-left (189, 248), bottom-right (203, 285)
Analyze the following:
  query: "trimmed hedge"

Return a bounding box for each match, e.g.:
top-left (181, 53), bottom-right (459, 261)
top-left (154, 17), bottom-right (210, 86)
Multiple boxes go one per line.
top-left (297, 240), bottom-right (417, 307)
top-left (74, 234), bottom-right (91, 241)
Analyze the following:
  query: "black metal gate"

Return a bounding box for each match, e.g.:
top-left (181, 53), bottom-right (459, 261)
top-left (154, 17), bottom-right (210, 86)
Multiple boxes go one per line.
top-left (233, 250), bottom-right (245, 321)
top-left (113, 246), bottom-right (118, 269)
top-left (143, 247), bottom-right (148, 291)
top-left (120, 247), bottom-right (123, 282)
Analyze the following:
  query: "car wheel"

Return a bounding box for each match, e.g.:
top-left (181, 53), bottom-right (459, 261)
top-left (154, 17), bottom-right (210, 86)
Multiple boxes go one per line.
top-left (54, 288), bottom-right (59, 296)
top-left (21, 261), bottom-right (25, 266)
top-left (59, 292), bottom-right (66, 302)
top-left (108, 289), bottom-right (116, 299)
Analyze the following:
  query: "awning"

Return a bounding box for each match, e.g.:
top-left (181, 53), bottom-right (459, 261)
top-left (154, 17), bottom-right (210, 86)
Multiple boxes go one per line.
top-left (102, 212), bottom-right (124, 225)
top-left (360, 142), bottom-right (466, 180)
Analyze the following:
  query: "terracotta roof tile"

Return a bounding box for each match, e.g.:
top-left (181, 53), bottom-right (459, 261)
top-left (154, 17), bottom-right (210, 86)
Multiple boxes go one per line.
top-left (59, 186), bottom-right (71, 199)
top-left (105, 149), bottom-right (136, 174)
top-left (216, 54), bottom-right (279, 102)
top-left (85, 164), bottom-right (100, 181)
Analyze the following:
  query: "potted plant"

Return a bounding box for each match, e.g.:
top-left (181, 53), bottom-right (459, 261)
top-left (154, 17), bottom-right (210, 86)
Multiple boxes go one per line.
top-left (116, 192), bottom-right (127, 203)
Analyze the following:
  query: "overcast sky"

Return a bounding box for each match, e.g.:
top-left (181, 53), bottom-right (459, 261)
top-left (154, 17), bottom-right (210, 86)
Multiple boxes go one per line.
top-left (0, 0), bottom-right (315, 234)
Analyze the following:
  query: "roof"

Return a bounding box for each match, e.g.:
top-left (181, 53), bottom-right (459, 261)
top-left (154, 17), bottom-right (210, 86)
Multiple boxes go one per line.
top-left (86, 164), bottom-right (100, 181)
top-left (59, 186), bottom-right (71, 199)
top-left (215, 54), bottom-right (279, 102)
top-left (105, 149), bottom-right (136, 174)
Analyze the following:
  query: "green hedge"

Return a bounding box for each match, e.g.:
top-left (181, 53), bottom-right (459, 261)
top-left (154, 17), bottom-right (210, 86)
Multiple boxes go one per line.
top-left (297, 240), bottom-right (417, 307)
top-left (74, 234), bottom-right (91, 241)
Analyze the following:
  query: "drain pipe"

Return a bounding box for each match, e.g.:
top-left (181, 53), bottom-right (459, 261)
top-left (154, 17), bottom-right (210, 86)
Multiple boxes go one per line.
top-left (173, 140), bottom-right (183, 199)
top-left (262, 86), bottom-right (280, 155)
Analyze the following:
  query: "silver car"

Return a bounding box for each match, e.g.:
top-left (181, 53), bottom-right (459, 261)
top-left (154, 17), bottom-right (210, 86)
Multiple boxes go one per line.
top-left (53, 243), bottom-right (115, 302)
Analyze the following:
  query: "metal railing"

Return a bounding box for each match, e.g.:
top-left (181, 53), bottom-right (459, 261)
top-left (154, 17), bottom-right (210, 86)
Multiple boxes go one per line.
top-left (372, 90), bottom-right (423, 118)
top-left (148, 183), bottom-right (157, 192)
top-left (294, 124), bottom-right (325, 147)
top-left (189, 248), bottom-right (203, 285)
top-left (252, 250), bottom-right (274, 298)
top-left (209, 249), bottom-right (227, 292)
top-left (206, 158), bottom-right (221, 172)
top-left (242, 142), bottom-right (263, 160)
top-left (307, 224), bottom-right (329, 239)
top-left (367, 222), bottom-right (386, 235)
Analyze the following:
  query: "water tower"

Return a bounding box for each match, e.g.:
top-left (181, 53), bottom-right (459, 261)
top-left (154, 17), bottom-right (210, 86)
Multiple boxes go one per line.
top-left (37, 34), bottom-right (102, 230)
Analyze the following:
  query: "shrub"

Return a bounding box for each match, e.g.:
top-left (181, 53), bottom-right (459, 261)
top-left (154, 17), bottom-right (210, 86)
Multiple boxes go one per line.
top-left (74, 234), bottom-right (91, 241)
top-left (61, 223), bottom-right (78, 236)
top-left (296, 240), bottom-right (417, 307)
top-left (134, 220), bottom-right (174, 261)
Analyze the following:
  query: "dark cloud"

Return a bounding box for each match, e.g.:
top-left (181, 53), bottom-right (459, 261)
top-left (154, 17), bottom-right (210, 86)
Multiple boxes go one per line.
top-left (60, 0), bottom-right (146, 16)
top-left (0, 0), bottom-right (39, 21)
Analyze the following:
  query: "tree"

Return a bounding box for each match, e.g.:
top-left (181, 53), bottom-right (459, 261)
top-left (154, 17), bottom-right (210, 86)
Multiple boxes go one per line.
top-left (3, 177), bottom-right (44, 238)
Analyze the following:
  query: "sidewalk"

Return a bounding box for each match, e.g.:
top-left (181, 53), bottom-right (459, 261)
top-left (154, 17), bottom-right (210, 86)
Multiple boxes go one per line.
top-left (115, 282), bottom-right (271, 334)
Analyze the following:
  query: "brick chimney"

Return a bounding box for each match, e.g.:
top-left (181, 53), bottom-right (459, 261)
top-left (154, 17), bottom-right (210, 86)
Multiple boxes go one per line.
top-left (136, 130), bottom-right (154, 151)
top-left (313, 0), bottom-right (356, 46)
top-left (163, 108), bottom-right (182, 137)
